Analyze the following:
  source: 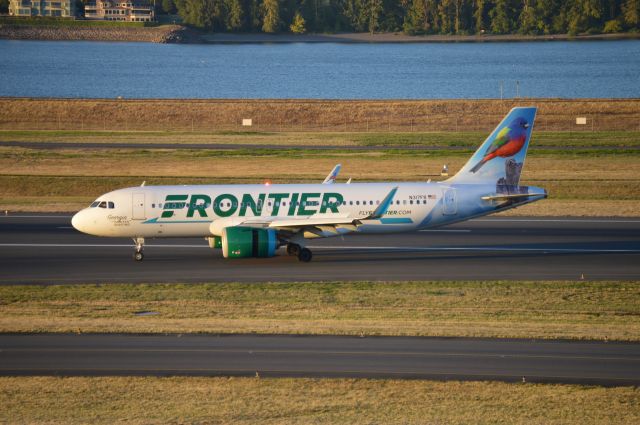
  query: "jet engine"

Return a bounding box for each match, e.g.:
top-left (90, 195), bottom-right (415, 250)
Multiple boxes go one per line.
top-left (220, 226), bottom-right (277, 258)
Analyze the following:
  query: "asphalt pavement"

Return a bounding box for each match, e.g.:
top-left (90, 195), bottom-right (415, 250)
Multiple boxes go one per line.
top-left (0, 214), bottom-right (639, 283)
top-left (2, 334), bottom-right (638, 386)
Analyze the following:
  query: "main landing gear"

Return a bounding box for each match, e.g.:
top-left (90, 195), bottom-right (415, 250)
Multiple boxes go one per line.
top-left (286, 243), bottom-right (313, 263)
top-left (133, 237), bottom-right (144, 261)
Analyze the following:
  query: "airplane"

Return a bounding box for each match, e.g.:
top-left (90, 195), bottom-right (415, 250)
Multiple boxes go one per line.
top-left (71, 107), bottom-right (546, 262)
top-left (322, 164), bottom-right (341, 184)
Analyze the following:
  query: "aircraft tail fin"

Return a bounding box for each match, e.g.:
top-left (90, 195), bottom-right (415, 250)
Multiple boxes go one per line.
top-left (448, 107), bottom-right (537, 186)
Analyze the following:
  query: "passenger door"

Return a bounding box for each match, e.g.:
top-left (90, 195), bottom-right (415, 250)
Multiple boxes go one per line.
top-left (132, 193), bottom-right (146, 220)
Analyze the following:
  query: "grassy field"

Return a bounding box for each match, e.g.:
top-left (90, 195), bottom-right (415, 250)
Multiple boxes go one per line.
top-left (2, 129), bottom-right (640, 147)
top-left (1, 135), bottom-right (639, 214)
top-left (1, 281), bottom-right (639, 340)
top-left (2, 98), bottom-right (640, 132)
top-left (1, 376), bottom-right (639, 424)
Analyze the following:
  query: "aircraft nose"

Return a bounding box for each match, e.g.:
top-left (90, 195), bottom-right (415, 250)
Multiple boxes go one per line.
top-left (71, 210), bottom-right (87, 233)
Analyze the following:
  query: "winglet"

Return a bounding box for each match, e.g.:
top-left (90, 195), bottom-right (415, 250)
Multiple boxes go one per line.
top-left (323, 164), bottom-right (341, 184)
top-left (365, 187), bottom-right (398, 220)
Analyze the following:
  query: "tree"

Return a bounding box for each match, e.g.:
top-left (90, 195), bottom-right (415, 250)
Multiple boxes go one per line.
top-left (622, 0), bottom-right (640, 28)
top-left (0, 0), bottom-right (8, 15)
top-left (225, 0), bottom-right (245, 30)
top-left (403, 0), bottom-right (428, 34)
top-left (368, 0), bottom-right (384, 33)
top-left (517, 0), bottom-right (536, 34)
top-left (262, 0), bottom-right (281, 32)
top-left (490, 0), bottom-right (515, 34)
top-left (162, 0), bottom-right (177, 14)
top-left (290, 11), bottom-right (307, 32)
top-left (474, 0), bottom-right (489, 33)
top-left (603, 18), bottom-right (622, 31)
top-left (176, 0), bottom-right (224, 30)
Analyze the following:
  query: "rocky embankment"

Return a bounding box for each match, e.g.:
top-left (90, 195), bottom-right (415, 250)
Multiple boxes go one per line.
top-left (0, 24), bottom-right (200, 43)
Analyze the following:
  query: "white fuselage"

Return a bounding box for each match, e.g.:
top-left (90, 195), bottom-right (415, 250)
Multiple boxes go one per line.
top-left (71, 181), bottom-right (490, 239)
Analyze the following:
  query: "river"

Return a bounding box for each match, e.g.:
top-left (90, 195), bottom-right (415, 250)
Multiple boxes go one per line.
top-left (1, 39), bottom-right (639, 99)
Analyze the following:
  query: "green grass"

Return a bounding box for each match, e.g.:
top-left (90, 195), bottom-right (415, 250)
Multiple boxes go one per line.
top-left (1, 130), bottom-right (639, 149)
top-left (1, 281), bottom-right (639, 340)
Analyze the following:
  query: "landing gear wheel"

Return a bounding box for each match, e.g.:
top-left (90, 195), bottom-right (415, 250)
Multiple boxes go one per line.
top-left (287, 243), bottom-right (301, 256)
top-left (132, 237), bottom-right (145, 262)
top-left (297, 248), bottom-right (312, 262)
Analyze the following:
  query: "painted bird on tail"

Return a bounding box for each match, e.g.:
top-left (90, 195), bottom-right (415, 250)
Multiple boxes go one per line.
top-left (470, 117), bottom-right (530, 173)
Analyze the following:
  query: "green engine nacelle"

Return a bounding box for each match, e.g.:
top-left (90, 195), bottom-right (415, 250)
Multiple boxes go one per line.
top-left (221, 226), bottom-right (277, 258)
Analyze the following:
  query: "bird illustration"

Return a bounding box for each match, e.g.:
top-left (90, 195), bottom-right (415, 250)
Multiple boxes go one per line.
top-left (470, 117), bottom-right (530, 173)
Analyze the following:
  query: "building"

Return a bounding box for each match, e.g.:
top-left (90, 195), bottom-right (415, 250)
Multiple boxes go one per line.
top-left (84, 1), bottom-right (155, 22)
top-left (9, 0), bottom-right (76, 17)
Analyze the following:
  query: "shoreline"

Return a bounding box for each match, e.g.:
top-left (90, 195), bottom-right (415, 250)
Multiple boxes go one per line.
top-left (201, 31), bottom-right (640, 44)
top-left (1, 24), bottom-right (639, 44)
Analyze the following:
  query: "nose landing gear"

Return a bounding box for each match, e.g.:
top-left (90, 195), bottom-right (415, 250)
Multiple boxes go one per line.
top-left (133, 237), bottom-right (144, 261)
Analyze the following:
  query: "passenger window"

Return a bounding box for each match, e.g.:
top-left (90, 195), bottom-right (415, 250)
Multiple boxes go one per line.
top-left (403, 200), bottom-right (407, 205)
top-left (350, 201), bottom-right (353, 205)
top-left (410, 200), bottom-right (413, 205)
top-left (370, 201), bottom-right (373, 205)
top-left (356, 201), bottom-right (360, 205)
top-left (108, 202), bottom-right (115, 209)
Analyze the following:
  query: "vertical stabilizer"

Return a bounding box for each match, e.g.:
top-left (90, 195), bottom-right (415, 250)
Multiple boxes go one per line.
top-left (449, 107), bottom-right (536, 186)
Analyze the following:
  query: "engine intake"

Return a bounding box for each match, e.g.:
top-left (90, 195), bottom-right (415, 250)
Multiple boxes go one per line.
top-left (221, 226), bottom-right (277, 258)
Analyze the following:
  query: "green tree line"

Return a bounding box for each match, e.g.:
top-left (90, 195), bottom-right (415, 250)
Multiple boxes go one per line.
top-left (159, 0), bottom-right (640, 34)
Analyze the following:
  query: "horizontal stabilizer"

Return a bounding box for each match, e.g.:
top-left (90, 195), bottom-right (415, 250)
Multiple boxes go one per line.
top-left (481, 193), bottom-right (546, 201)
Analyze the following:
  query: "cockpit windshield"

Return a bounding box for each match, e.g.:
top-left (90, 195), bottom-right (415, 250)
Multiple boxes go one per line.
top-left (90, 201), bottom-right (115, 209)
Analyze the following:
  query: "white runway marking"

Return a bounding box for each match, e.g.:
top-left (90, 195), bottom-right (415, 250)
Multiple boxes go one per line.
top-left (472, 218), bottom-right (640, 224)
top-left (1, 243), bottom-right (638, 254)
top-left (0, 215), bottom-right (73, 218)
top-left (419, 229), bottom-right (471, 233)
top-left (309, 246), bottom-right (640, 253)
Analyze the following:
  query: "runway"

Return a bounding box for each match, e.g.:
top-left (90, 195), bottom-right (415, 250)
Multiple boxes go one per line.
top-left (1, 334), bottom-right (638, 386)
top-left (1, 214), bottom-right (639, 283)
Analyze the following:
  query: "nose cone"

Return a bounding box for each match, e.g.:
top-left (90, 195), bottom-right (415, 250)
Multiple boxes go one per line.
top-left (71, 210), bottom-right (89, 234)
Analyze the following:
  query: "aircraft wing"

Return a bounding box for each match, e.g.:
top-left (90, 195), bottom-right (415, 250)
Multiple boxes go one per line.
top-left (213, 187), bottom-right (398, 238)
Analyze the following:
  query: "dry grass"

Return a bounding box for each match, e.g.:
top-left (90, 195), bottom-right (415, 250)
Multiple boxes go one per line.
top-left (1, 281), bottom-right (639, 340)
top-left (1, 150), bottom-right (639, 215)
top-left (1, 376), bottom-right (639, 424)
top-left (2, 98), bottom-right (640, 132)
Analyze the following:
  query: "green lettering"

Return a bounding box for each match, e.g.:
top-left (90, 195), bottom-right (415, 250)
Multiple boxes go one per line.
top-left (187, 194), bottom-right (211, 218)
top-left (213, 193), bottom-right (238, 217)
top-left (267, 193), bottom-right (288, 216)
top-left (162, 194), bottom-right (188, 218)
top-left (298, 193), bottom-right (320, 216)
top-left (287, 193), bottom-right (299, 216)
top-left (320, 192), bottom-right (344, 213)
top-left (240, 193), bottom-right (265, 217)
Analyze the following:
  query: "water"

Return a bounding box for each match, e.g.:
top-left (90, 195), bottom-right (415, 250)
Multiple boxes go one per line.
top-left (1, 39), bottom-right (639, 99)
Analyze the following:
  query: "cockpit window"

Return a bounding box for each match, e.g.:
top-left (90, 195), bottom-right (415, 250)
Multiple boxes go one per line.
top-left (90, 202), bottom-right (99, 208)
top-left (98, 201), bottom-right (107, 208)
top-left (108, 202), bottom-right (115, 209)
